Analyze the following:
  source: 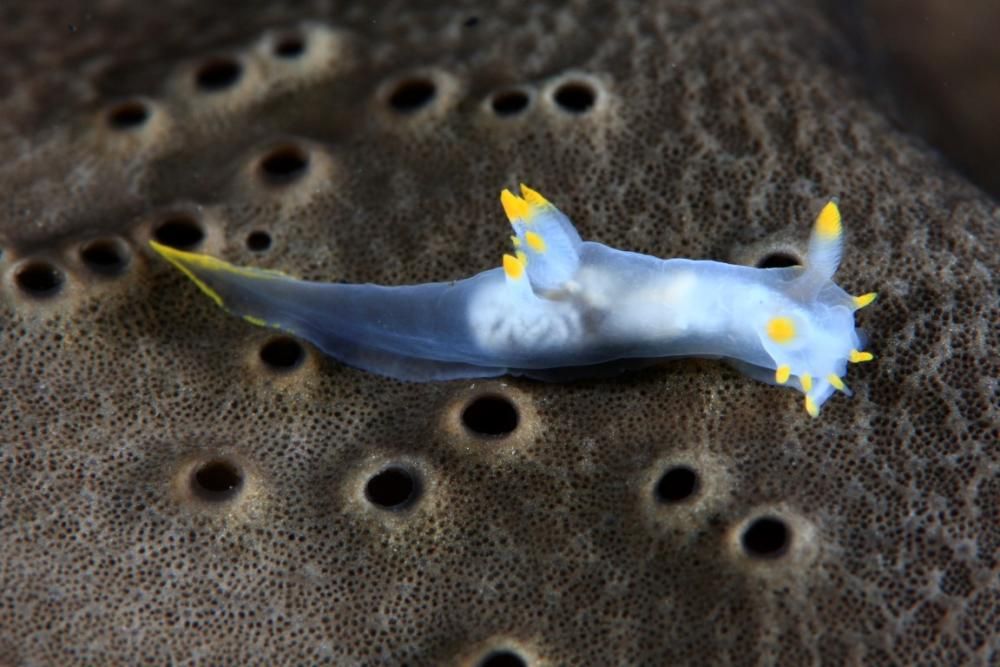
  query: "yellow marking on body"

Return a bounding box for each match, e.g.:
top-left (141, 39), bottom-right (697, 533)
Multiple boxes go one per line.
top-left (516, 250), bottom-right (528, 266)
top-left (502, 253), bottom-right (524, 280)
top-left (150, 241), bottom-right (225, 308)
top-left (525, 231), bottom-right (546, 253)
top-left (510, 235), bottom-right (521, 248)
top-left (800, 373), bottom-right (813, 392)
top-left (242, 315), bottom-right (267, 327)
top-left (853, 292), bottom-right (877, 309)
top-left (828, 374), bottom-right (847, 392)
top-left (519, 183), bottom-right (550, 207)
top-left (804, 396), bottom-right (819, 418)
top-left (500, 189), bottom-right (532, 222)
top-left (775, 365), bottom-right (791, 384)
top-left (815, 200), bottom-right (842, 239)
top-left (766, 316), bottom-right (796, 344)
top-left (849, 349), bottom-right (874, 363)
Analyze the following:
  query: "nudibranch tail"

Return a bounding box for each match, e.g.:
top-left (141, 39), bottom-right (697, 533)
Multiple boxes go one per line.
top-left (149, 240), bottom-right (513, 381)
top-left (149, 241), bottom-right (301, 329)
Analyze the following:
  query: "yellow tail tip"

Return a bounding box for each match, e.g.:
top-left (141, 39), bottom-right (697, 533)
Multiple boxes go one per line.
top-left (849, 349), bottom-right (874, 363)
top-left (149, 241), bottom-right (291, 312)
top-left (148, 240), bottom-right (226, 308)
top-left (149, 239), bottom-right (183, 259)
top-left (827, 373), bottom-right (847, 392)
top-left (815, 200), bottom-right (842, 239)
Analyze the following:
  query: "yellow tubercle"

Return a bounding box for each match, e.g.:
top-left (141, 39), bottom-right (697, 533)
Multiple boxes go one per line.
top-left (510, 235), bottom-right (522, 248)
top-left (800, 373), bottom-right (813, 392)
top-left (775, 365), bottom-right (791, 384)
top-left (804, 396), bottom-right (819, 418)
top-left (525, 231), bottom-right (547, 253)
top-left (849, 349), bottom-right (874, 363)
top-left (503, 253), bottom-right (524, 280)
top-left (815, 200), bottom-right (842, 239)
top-left (500, 189), bottom-right (532, 222)
top-left (519, 183), bottom-right (550, 207)
top-left (828, 374), bottom-right (847, 392)
top-left (516, 250), bottom-right (529, 266)
top-left (853, 292), bottom-right (877, 309)
top-left (766, 316), bottom-right (796, 344)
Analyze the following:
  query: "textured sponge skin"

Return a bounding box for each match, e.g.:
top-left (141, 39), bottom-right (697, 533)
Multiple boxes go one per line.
top-left (0, 1), bottom-right (997, 666)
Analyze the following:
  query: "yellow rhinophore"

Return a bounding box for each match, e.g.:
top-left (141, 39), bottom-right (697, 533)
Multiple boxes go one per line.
top-left (500, 189), bottom-right (532, 222)
top-left (502, 253), bottom-right (524, 280)
top-left (849, 349), bottom-right (874, 363)
top-left (766, 316), bottom-right (796, 344)
top-left (519, 183), bottom-right (551, 207)
top-left (815, 200), bottom-right (842, 239)
top-left (853, 292), bottom-right (877, 309)
top-left (775, 365), bottom-right (791, 384)
top-left (525, 231), bottom-right (547, 253)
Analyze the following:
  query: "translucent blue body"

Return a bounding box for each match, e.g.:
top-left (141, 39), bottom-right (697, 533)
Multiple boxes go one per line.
top-left (151, 187), bottom-right (875, 416)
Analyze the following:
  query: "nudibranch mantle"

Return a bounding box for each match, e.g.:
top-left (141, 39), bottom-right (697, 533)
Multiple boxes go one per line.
top-left (150, 185), bottom-right (875, 417)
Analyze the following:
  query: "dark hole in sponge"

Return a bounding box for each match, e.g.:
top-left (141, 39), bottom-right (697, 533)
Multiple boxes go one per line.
top-left (259, 145), bottom-right (310, 185)
top-left (195, 58), bottom-right (242, 91)
top-left (388, 78), bottom-right (436, 113)
top-left (365, 466), bottom-right (420, 510)
top-left (153, 217), bottom-right (205, 250)
top-left (107, 100), bottom-right (149, 129)
top-left (654, 465), bottom-right (700, 503)
top-left (274, 34), bottom-right (306, 58)
top-left (461, 395), bottom-right (519, 437)
top-left (80, 238), bottom-right (130, 275)
top-left (741, 516), bottom-right (791, 559)
top-left (259, 336), bottom-right (304, 370)
top-left (553, 81), bottom-right (596, 113)
top-left (246, 230), bottom-right (272, 252)
top-left (478, 650), bottom-right (527, 667)
top-left (15, 260), bottom-right (64, 297)
top-left (191, 459), bottom-right (244, 502)
top-left (756, 252), bottom-right (801, 269)
top-left (491, 90), bottom-right (529, 116)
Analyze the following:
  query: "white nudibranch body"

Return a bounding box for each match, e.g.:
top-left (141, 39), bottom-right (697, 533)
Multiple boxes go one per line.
top-left (150, 185), bottom-right (876, 417)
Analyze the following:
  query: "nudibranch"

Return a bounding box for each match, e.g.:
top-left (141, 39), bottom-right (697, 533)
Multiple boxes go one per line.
top-left (150, 185), bottom-right (875, 416)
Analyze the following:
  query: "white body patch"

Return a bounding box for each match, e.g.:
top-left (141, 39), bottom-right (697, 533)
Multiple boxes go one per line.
top-left (468, 280), bottom-right (584, 355)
